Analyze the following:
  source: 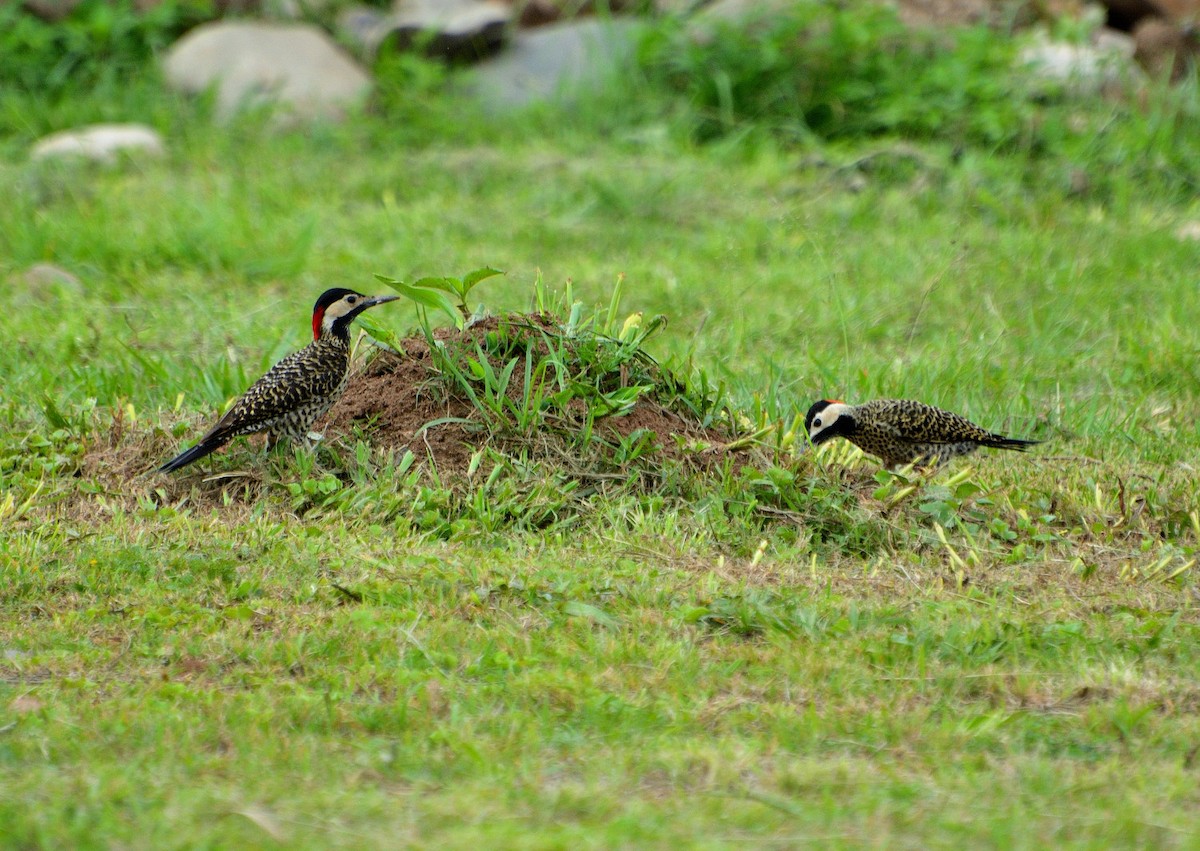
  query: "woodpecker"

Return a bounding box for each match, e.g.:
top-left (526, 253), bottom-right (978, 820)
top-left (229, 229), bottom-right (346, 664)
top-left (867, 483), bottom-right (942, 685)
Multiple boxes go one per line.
top-left (157, 288), bottom-right (398, 473)
top-left (804, 398), bottom-right (1041, 469)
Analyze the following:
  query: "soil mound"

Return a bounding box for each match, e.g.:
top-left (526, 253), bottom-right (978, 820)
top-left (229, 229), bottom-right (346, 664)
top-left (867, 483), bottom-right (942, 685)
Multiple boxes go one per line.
top-left (322, 314), bottom-right (734, 475)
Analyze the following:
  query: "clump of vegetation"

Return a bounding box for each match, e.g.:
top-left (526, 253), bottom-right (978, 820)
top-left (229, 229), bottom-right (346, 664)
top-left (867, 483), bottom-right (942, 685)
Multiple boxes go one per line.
top-left (641, 4), bottom-right (1032, 147)
top-left (0, 0), bottom-right (211, 96)
top-left (281, 271), bottom-right (876, 545)
top-left (637, 4), bottom-right (1200, 198)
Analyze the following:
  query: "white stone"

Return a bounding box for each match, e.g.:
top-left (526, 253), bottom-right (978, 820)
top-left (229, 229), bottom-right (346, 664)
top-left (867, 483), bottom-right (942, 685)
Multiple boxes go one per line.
top-left (163, 22), bottom-right (372, 121)
top-left (31, 123), bottom-right (164, 163)
top-left (1175, 221), bottom-right (1200, 241)
top-left (1019, 32), bottom-right (1139, 94)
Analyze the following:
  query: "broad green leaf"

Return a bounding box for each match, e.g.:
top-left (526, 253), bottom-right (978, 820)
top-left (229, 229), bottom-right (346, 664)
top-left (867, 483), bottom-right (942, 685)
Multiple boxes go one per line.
top-left (461, 266), bottom-right (505, 289)
top-left (377, 275), bottom-right (463, 328)
top-left (41, 395), bottom-right (71, 430)
top-left (954, 481), bottom-right (984, 500)
top-left (412, 276), bottom-right (461, 294)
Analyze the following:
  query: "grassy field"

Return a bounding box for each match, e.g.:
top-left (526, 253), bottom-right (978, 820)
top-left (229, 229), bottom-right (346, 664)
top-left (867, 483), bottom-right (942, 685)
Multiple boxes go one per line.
top-left (3, 11), bottom-right (1200, 847)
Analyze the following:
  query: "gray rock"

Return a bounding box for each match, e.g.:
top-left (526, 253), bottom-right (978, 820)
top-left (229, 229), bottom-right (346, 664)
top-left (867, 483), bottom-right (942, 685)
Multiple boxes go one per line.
top-left (465, 19), bottom-right (643, 110)
top-left (1019, 31), bottom-right (1139, 95)
top-left (18, 263), bottom-right (82, 290)
top-left (31, 123), bottom-right (165, 163)
top-left (338, 4), bottom-right (386, 56)
top-left (21, 0), bottom-right (83, 22)
top-left (11, 263), bottom-right (84, 306)
top-left (369, 0), bottom-right (511, 62)
top-left (163, 22), bottom-right (372, 121)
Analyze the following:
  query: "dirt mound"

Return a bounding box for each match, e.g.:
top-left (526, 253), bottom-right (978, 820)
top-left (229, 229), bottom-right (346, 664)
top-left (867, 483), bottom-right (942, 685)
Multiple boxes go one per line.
top-left (322, 315), bottom-right (734, 475)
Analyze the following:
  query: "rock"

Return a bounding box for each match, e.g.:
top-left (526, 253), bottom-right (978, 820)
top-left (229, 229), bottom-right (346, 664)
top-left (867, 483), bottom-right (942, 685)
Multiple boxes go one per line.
top-left (465, 18), bottom-right (643, 109)
top-left (266, 0), bottom-right (342, 20)
top-left (30, 123), bottom-right (165, 163)
top-left (1019, 31), bottom-right (1138, 94)
top-left (21, 0), bottom-right (83, 21)
top-left (516, 0), bottom-right (564, 27)
top-left (887, 0), bottom-right (1001, 28)
top-left (1133, 15), bottom-right (1200, 79)
top-left (18, 263), bottom-right (82, 290)
top-left (11, 263), bottom-right (84, 304)
top-left (1100, 0), bottom-right (1164, 30)
top-left (1155, 0), bottom-right (1200, 19)
top-left (338, 4), bottom-right (386, 55)
top-left (163, 22), bottom-right (372, 121)
top-left (1175, 220), bottom-right (1200, 240)
top-left (513, 0), bottom-right (657, 27)
top-left (369, 0), bottom-right (511, 62)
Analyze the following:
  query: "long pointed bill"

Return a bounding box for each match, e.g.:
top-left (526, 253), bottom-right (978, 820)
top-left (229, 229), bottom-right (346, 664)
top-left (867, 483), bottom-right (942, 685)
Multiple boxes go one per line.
top-left (347, 293), bottom-right (400, 322)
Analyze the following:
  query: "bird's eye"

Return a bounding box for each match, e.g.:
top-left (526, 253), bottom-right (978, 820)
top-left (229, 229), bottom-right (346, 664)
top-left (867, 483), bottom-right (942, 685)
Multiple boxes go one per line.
top-left (813, 418), bottom-right (822, 428)
top-left (346, 295), bottom-right (358, 304)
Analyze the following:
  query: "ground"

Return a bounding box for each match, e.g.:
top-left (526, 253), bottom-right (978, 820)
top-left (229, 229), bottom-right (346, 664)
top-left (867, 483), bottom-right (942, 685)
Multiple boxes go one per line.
top-left (2, 15), bottom-right (1200, 847)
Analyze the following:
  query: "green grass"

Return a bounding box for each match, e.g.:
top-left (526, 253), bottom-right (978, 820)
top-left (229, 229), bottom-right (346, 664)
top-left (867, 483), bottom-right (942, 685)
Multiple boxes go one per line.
top-left (3, 19), bottom-right (1200, 846)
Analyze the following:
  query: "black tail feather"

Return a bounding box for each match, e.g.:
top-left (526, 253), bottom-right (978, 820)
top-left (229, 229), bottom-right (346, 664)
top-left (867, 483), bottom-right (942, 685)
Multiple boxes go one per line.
top-left (157, 437), bottom-right (224, 473)
top-left (985, 436), bottom-right (1042, 452)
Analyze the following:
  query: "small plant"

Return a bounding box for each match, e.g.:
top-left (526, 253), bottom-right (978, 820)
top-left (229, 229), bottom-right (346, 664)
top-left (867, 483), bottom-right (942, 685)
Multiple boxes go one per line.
top-left (374, 267), bottom-right (504, 330)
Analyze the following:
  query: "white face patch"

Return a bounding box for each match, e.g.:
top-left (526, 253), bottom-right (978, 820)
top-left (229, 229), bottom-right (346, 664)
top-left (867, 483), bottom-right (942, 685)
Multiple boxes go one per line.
top-left (320, 294), bottom-right (361, 333)
top-left (809, 402), bottom-right (851, 441)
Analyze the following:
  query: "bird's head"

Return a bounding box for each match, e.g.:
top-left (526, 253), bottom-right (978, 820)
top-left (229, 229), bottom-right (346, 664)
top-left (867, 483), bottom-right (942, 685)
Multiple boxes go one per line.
top-left (312, 288), bottom-right (399, 341)
top-left (805, 399), bottom-right (854, 446)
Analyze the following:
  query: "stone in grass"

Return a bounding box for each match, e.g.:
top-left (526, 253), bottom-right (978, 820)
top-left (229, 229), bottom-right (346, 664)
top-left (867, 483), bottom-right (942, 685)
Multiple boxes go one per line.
top-left (464, 18), bottom-right (643, 111)
top-left (163, 21), bottom-right (371, 122)
top-left (31, 123), bottom-right (165, 164)
top-left (368, 0), bottom-right (511, 63)
top-left (337, 4), bottom-right (387, 56)
top-left (1175, 221), bottom-right (1200, 241)
top-left (11, 263), bottom-right (84, 305)
top-left (1018, 30), bottom-right (1140, 96)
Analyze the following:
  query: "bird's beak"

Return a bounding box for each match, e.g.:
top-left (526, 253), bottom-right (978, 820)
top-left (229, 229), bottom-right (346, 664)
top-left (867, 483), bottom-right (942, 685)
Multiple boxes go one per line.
top-left (348, 294), bottom-right (400, 319)
top-left (809, 430), bottom-right (835, 447)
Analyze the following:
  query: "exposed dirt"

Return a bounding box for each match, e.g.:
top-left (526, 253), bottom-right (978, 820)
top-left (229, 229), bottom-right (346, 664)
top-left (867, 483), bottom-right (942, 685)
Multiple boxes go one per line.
top-left (321, 315), bottom-right (735, 477)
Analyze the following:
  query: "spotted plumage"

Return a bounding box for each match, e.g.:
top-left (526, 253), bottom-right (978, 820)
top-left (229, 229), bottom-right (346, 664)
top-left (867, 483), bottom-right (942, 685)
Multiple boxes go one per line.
top-left (804, 398), bottom-right (1041, 469)
top-left (157, 288), bottom-right (397, 473)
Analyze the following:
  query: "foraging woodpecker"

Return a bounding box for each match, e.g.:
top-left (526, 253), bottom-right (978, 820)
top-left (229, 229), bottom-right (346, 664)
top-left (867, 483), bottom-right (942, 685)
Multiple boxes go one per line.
top-left (157, 288), bottom-right (398, 473)
top-left (804, 398), bottom-right (1041, 469)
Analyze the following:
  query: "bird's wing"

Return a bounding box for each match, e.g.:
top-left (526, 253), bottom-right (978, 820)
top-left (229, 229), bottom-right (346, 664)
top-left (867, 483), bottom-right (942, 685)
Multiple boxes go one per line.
top-left (871, 400), bottom-right (993, 445)
top-left (201, 346), bottom-right (345, 442)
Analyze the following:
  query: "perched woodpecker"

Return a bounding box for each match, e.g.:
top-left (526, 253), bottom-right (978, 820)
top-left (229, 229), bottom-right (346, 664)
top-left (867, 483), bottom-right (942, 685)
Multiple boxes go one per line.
top-left (157, 288), bottom-right (398, 473)
top-left (804, 398), bottom-right (1041, 469)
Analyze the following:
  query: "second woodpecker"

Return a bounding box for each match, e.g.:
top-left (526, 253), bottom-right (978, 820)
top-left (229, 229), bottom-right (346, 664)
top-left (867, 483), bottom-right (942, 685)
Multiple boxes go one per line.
top-left (805, 398), bottom-right (1041, 469)
top-left (158, 287), bottom-right (397, 473)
